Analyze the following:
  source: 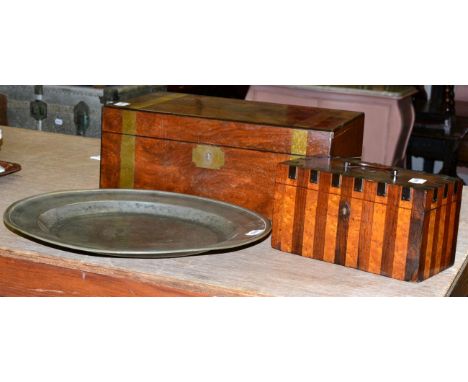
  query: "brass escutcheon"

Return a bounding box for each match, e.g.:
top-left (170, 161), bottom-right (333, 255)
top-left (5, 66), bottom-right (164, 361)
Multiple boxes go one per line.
top-left (192, 145), bottom-right (225, 170)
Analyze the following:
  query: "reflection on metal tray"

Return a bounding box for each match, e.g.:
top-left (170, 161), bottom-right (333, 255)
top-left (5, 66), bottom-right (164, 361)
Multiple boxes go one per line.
top-left (3, 189), bottom-right (271, 258)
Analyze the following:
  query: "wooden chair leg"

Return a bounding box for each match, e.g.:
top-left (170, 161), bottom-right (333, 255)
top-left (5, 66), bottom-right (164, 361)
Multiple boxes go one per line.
top-left (406, 154), bottom-right (413, 169)
top-left (423, 158), bottom-right (435, 173)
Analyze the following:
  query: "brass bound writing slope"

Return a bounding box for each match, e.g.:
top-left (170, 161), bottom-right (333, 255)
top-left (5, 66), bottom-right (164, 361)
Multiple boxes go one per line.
top-left (272, 157), bottom-right (463, 281)
top-left (100, 92), bottom-right (364, 219)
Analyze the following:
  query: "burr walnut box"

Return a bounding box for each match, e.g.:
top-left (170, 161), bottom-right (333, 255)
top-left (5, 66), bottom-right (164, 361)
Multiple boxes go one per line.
top-left (271, 157), bottom-right (463, 281)
top-left (100, 92), bottom-right (364, 218)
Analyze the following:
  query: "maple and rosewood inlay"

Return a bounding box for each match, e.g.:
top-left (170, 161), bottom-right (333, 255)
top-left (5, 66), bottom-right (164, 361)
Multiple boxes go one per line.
top-left (272, 157), bottom-right (463, 282)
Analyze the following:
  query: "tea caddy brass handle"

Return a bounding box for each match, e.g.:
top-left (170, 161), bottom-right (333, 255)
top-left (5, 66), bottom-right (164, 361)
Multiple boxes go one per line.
top-left (344, 161), bottom-right (399, 182)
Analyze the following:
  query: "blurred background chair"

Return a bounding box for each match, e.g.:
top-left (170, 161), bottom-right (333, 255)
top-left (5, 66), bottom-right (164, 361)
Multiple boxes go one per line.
top-left (455, 86), bottom-right (468, 169)
top-left (406, 85), bottom-right (468, 180)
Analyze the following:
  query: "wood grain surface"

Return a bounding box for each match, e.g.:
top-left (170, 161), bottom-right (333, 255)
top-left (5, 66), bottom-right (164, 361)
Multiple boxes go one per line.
top-left (1, 126), bottom-right (468, 296)
top-left (272, 159), bottom-right (463, 282)
top-left (100, 94), bottom-right (364, 219)
top-left (0, 249), bottom-right (238, 297)
top-left (110, 92), bottom-right (364, 131)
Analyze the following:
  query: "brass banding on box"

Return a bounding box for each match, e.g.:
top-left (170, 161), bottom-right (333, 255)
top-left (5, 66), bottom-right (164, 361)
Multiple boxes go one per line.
top-left (100, 92), bottom-right (364, 218)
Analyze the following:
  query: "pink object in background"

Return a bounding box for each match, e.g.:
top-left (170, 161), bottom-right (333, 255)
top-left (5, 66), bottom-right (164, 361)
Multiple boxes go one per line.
top-left (246, 85), bottom-right (417, 166)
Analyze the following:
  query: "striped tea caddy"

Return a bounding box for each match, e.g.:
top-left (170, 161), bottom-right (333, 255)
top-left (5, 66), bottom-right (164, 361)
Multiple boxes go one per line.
top-left (271, 157), bottom-right (463, 281)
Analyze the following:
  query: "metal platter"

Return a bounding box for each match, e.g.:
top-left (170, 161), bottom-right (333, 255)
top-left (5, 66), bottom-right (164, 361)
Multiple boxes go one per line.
top-left (3, 189), bottom-right (271, 258)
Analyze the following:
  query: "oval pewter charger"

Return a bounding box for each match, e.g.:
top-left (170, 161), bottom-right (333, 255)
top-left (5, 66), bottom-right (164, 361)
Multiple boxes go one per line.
top-left (3, 189), bottom-right (271, 258)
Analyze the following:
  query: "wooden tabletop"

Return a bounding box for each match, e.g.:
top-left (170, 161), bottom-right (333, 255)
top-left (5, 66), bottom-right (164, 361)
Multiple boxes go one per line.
top-left (1, 125), bottom-right (467, 296)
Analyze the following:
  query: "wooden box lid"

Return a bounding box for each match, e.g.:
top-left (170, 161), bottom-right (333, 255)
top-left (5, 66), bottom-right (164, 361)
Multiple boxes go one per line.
top-left (276, 157), bottom-right (462, 211)
top-left (105, 92), bottom-right (363, 131)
